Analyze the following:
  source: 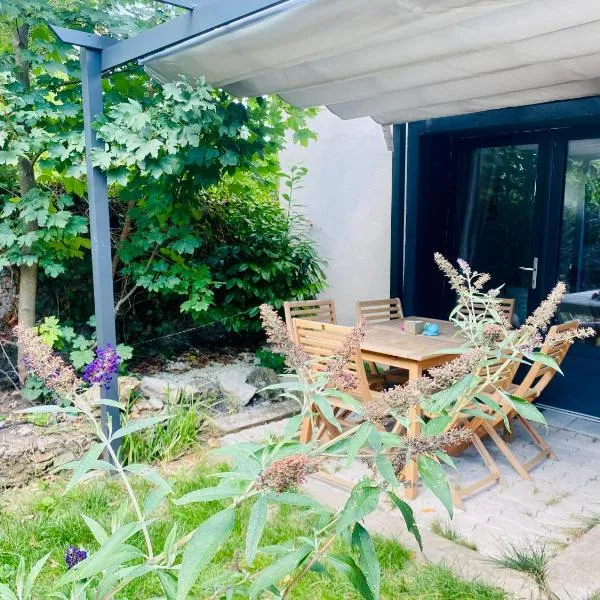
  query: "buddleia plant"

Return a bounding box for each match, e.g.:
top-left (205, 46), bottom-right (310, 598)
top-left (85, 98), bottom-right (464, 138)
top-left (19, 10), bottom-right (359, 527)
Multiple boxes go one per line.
top-left (6, 255), bottom-right (593, 599)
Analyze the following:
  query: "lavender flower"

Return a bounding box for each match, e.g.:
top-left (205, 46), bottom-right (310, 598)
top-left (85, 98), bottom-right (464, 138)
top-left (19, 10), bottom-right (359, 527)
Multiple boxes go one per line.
top-left (65, 546), bottom-right (87, 569)
top-left (82, 344), bottom-right (121, 385)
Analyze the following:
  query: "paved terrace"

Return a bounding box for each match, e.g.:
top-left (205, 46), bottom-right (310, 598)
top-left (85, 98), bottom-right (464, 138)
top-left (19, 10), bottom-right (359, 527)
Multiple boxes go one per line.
top-left (220, 408), bottom-right (600, 599)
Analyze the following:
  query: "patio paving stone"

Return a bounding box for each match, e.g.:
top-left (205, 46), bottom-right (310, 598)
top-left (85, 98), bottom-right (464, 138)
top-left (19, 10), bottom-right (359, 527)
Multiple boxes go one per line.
top-left (218, 408), bottom-right (600, 597)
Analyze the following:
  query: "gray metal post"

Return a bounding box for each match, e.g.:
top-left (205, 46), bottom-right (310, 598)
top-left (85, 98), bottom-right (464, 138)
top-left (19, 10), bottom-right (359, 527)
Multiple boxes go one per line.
top-left (80, 48), bottom-right (121, 452)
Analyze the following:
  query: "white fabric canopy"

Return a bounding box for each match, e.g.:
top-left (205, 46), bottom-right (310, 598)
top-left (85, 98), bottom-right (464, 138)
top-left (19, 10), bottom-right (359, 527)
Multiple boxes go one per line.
top-left (145, 0), bottom-right (600, 124)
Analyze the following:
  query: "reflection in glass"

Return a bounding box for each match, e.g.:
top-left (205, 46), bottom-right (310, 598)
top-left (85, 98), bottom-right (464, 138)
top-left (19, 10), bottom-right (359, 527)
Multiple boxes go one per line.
top-left (559, 139), bottom-right (600, 345)
top-left (460, 144), bottom-right (538, 325)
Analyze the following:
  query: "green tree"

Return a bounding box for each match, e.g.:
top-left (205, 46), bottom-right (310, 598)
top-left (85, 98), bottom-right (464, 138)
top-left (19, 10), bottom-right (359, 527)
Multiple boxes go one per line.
top-left (0, 0), bottom-right (322, 353)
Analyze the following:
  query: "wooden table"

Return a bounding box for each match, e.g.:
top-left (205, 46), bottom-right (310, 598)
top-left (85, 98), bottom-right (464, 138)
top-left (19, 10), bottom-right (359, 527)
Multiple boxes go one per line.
top-left (361, 317), bottom-right (461, 499)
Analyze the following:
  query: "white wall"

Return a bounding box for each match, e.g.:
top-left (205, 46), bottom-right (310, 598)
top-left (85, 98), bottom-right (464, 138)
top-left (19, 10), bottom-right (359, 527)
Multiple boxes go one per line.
top-left (280, 110), bottom-right (392, 325)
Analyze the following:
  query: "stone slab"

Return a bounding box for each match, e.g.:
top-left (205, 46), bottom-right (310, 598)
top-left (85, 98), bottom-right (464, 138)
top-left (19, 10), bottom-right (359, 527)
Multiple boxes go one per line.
top-left (547, 524), bottom-right (600, 600)
top-left (211, 400), bottom-right (299, 436)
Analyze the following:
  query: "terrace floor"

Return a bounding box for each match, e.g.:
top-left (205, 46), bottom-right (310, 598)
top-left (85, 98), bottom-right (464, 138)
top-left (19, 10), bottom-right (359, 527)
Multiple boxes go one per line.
top-left (220, 407), bottom-right (600, 598)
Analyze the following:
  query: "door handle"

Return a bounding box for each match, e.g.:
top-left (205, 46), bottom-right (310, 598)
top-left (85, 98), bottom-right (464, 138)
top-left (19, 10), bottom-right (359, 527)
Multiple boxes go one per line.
top-left (519, 257), bottom-right (538, 290)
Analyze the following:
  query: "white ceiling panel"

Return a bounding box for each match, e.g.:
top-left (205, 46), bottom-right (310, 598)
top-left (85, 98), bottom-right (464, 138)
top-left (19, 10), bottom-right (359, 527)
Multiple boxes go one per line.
top-left (145, 0), bottom-right (600, 124)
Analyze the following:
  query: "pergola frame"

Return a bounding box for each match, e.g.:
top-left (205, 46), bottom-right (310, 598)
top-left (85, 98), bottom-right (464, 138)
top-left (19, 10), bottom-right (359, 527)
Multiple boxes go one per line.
top-left (51, 0), bottom-right (291, 448)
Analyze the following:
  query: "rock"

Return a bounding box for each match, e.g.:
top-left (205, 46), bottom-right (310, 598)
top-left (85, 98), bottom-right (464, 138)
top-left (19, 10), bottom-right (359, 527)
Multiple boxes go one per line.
top-left (218, 365), bottom-right (257, 409)
top-left (139, 375), bottom-right (215, 401)
top-left (245, 367), bottom-right (280, 401)
top-left (119, 376), bottom-right (141, 401)
top-left (140, 376), bottom-right (195, 400)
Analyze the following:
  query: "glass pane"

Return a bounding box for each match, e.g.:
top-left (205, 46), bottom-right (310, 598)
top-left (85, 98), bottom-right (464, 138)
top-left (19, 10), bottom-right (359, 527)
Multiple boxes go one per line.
top-left (558, 139), bottom-right (600, 346)
top-left (460, 144), bottom-right (539, 325)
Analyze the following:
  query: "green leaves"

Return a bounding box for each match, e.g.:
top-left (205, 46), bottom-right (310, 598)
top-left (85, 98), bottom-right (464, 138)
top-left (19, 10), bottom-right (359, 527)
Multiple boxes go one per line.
top-left (248, 544), bottom-right (312, 599)
top-left (245, 495), bottom-right (268, 566)
top-left (388, 492), bottom-right (422, 550)
top-left (111, 416), bottom-right (171, 441)
top-left (337, 480), bottom-right (381, 532)
top-left (177, 508), bottom-right (235, 600)
top-left (352, 524), bottom-right (380, 599)
top-left (417, 456), bottom-right (454, 518)
top-left (506, 394), bottom-right (548, 428)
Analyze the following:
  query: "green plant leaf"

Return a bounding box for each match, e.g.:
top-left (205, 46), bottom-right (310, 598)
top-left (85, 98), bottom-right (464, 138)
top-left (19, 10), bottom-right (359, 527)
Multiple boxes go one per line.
top-left (174, 484), bottom-right (241, 505)
top-left (248, 544), bottom-right (312, 600)
top-left (417, 456), bottom-right (453, 518)
top-left (111, 416), bottom-right (170, 440)
top-left (124, 464), bottom-right (173, 494)
top-left (352, 523), bottom-right (380, 599)
top-left (312, 394), bottom-right (342, 432)
top-left (23, 553), bottom-right (51, 599)
top-left (337, 481), bottom-right (380, 532)
top-left (82, 515), bottom-right (109, 545)
top-left (158, 571), bottom-right (178, 600)
top-left (507, 395), bottom-right (548, 428)
top-left (374, 454), bottom-right (399, 489)
top-left (422, 374), bottom-right (473, 413)
top-left (387, 492), bottom-right (422, 550)
top-left (531, 351), bottom-right (563, 374)
top-left (66, 442), bottom-right (105, 492)
top-left (345, 422), bottom-right (373, 466)
top-left (245, 495), bottom-right (268, 566)
top-left (177, 508), bottom-right (235, 599)
top-left (327, 554), bottom-right (375, 600)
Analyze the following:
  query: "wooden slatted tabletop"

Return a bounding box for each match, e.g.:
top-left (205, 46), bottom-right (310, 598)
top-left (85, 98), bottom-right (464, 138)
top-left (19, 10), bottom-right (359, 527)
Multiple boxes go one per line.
top-left (361, 317), bottom-right (460, 363)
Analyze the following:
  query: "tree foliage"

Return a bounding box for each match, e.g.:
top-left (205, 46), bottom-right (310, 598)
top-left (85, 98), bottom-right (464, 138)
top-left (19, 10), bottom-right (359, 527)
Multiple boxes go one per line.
top-left (0, 0), bottom-right (323, 339)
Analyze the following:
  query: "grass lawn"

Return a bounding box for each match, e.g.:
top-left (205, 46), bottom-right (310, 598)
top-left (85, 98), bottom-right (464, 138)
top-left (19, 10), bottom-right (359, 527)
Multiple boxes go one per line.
top-left (0, 454), bottom-right (507, 599)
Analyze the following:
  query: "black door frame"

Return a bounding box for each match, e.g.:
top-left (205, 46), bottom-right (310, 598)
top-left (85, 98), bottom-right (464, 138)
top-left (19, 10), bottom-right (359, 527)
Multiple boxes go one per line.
top-left (393, 96), bottom-right (600, 417)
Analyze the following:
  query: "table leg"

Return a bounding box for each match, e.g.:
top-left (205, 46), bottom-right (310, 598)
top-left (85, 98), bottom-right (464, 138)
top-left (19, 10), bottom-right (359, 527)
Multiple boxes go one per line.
top-left (404, 364), bottom-right (422, 500)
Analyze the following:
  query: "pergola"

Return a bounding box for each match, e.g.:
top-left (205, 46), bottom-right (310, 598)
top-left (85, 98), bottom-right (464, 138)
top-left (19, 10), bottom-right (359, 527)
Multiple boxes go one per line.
top-left (52, 0), bottom-right (600, 438)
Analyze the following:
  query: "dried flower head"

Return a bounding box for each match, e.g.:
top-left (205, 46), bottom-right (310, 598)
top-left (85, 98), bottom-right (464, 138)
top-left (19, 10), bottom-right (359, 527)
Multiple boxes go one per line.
top-left (14, 325), bottom-right (80, 397)
top-left (65, 546), bottom-right (87, 569)
top-left (482, 323), bottom-right (505, 345)
top-left (363, 395), bottom-right (391, 427)
top-left (259, 304), bottom-right (310, 372)
top-left (434, 253), bottom-right (468, 296)
top-left (391, 429), bottom-right (473, 475)
top-left (82, 344), bottom-right (121, 385)
top-left (256, 454), bottom-right (318, 493)
top-left (324, 318), bottom-right (366, 390)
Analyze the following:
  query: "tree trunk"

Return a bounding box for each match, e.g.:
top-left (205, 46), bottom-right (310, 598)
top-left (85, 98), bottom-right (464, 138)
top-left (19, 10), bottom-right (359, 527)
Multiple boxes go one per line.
top-left (13, 22), bottom-right (37, 380)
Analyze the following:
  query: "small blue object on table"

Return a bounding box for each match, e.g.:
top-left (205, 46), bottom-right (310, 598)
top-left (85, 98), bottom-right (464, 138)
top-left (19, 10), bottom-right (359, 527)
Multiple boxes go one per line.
top-left (423, 322), bottom-right (440, 336)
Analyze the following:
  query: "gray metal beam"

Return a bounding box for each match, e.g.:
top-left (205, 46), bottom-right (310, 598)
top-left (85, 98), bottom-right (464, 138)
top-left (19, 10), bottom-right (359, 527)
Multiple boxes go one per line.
top-left (50, 25), bottom-right (117, 50)
top-left (102, 0), bottom-right (290, 71)
top-left (154, 0), bottom-right (198, 10)
top-left (80, 48), bottom-right (121, 454)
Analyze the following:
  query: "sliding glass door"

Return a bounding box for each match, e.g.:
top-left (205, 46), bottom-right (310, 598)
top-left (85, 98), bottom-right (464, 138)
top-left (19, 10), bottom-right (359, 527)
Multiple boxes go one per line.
top-left (454, 131), bottom-right (600, 416)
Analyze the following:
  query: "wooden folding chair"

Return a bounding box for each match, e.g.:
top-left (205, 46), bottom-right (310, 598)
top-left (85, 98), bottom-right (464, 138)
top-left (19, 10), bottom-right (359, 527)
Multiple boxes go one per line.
top-left (356, 298), bottom-right (404, 323)
top-left (284, 299), bottom-right (336, 342)
top-left (356, 298), bottom-right (407, 385)
top-left (495, 320), bottom-right (580, 476)
top-left (292, 318), bottom-right (376, 444)
top-left (456, 297), bottom-right (515, 325)
top-left (441, 355), bottom-right (521, 503)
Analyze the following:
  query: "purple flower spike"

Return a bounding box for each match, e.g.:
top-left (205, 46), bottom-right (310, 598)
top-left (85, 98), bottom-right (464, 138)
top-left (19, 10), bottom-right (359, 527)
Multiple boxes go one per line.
top-left (82, 344), bottom-right (121, 385)
top-left (65, 546), bottom-right (87, 569)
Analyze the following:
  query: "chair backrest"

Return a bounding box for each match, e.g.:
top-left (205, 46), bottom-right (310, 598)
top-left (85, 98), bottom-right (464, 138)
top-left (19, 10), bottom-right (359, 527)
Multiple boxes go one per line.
top-left (284, 299), bottom-right (336, 342)
top-left (456, 297), bottom-right (515, 324)
top-left (292, 318), bottom-right (372, 401)
top-left (513, 320), bottom-right (579, 399)
top-left (356, 298), bottom-right (403, 323)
